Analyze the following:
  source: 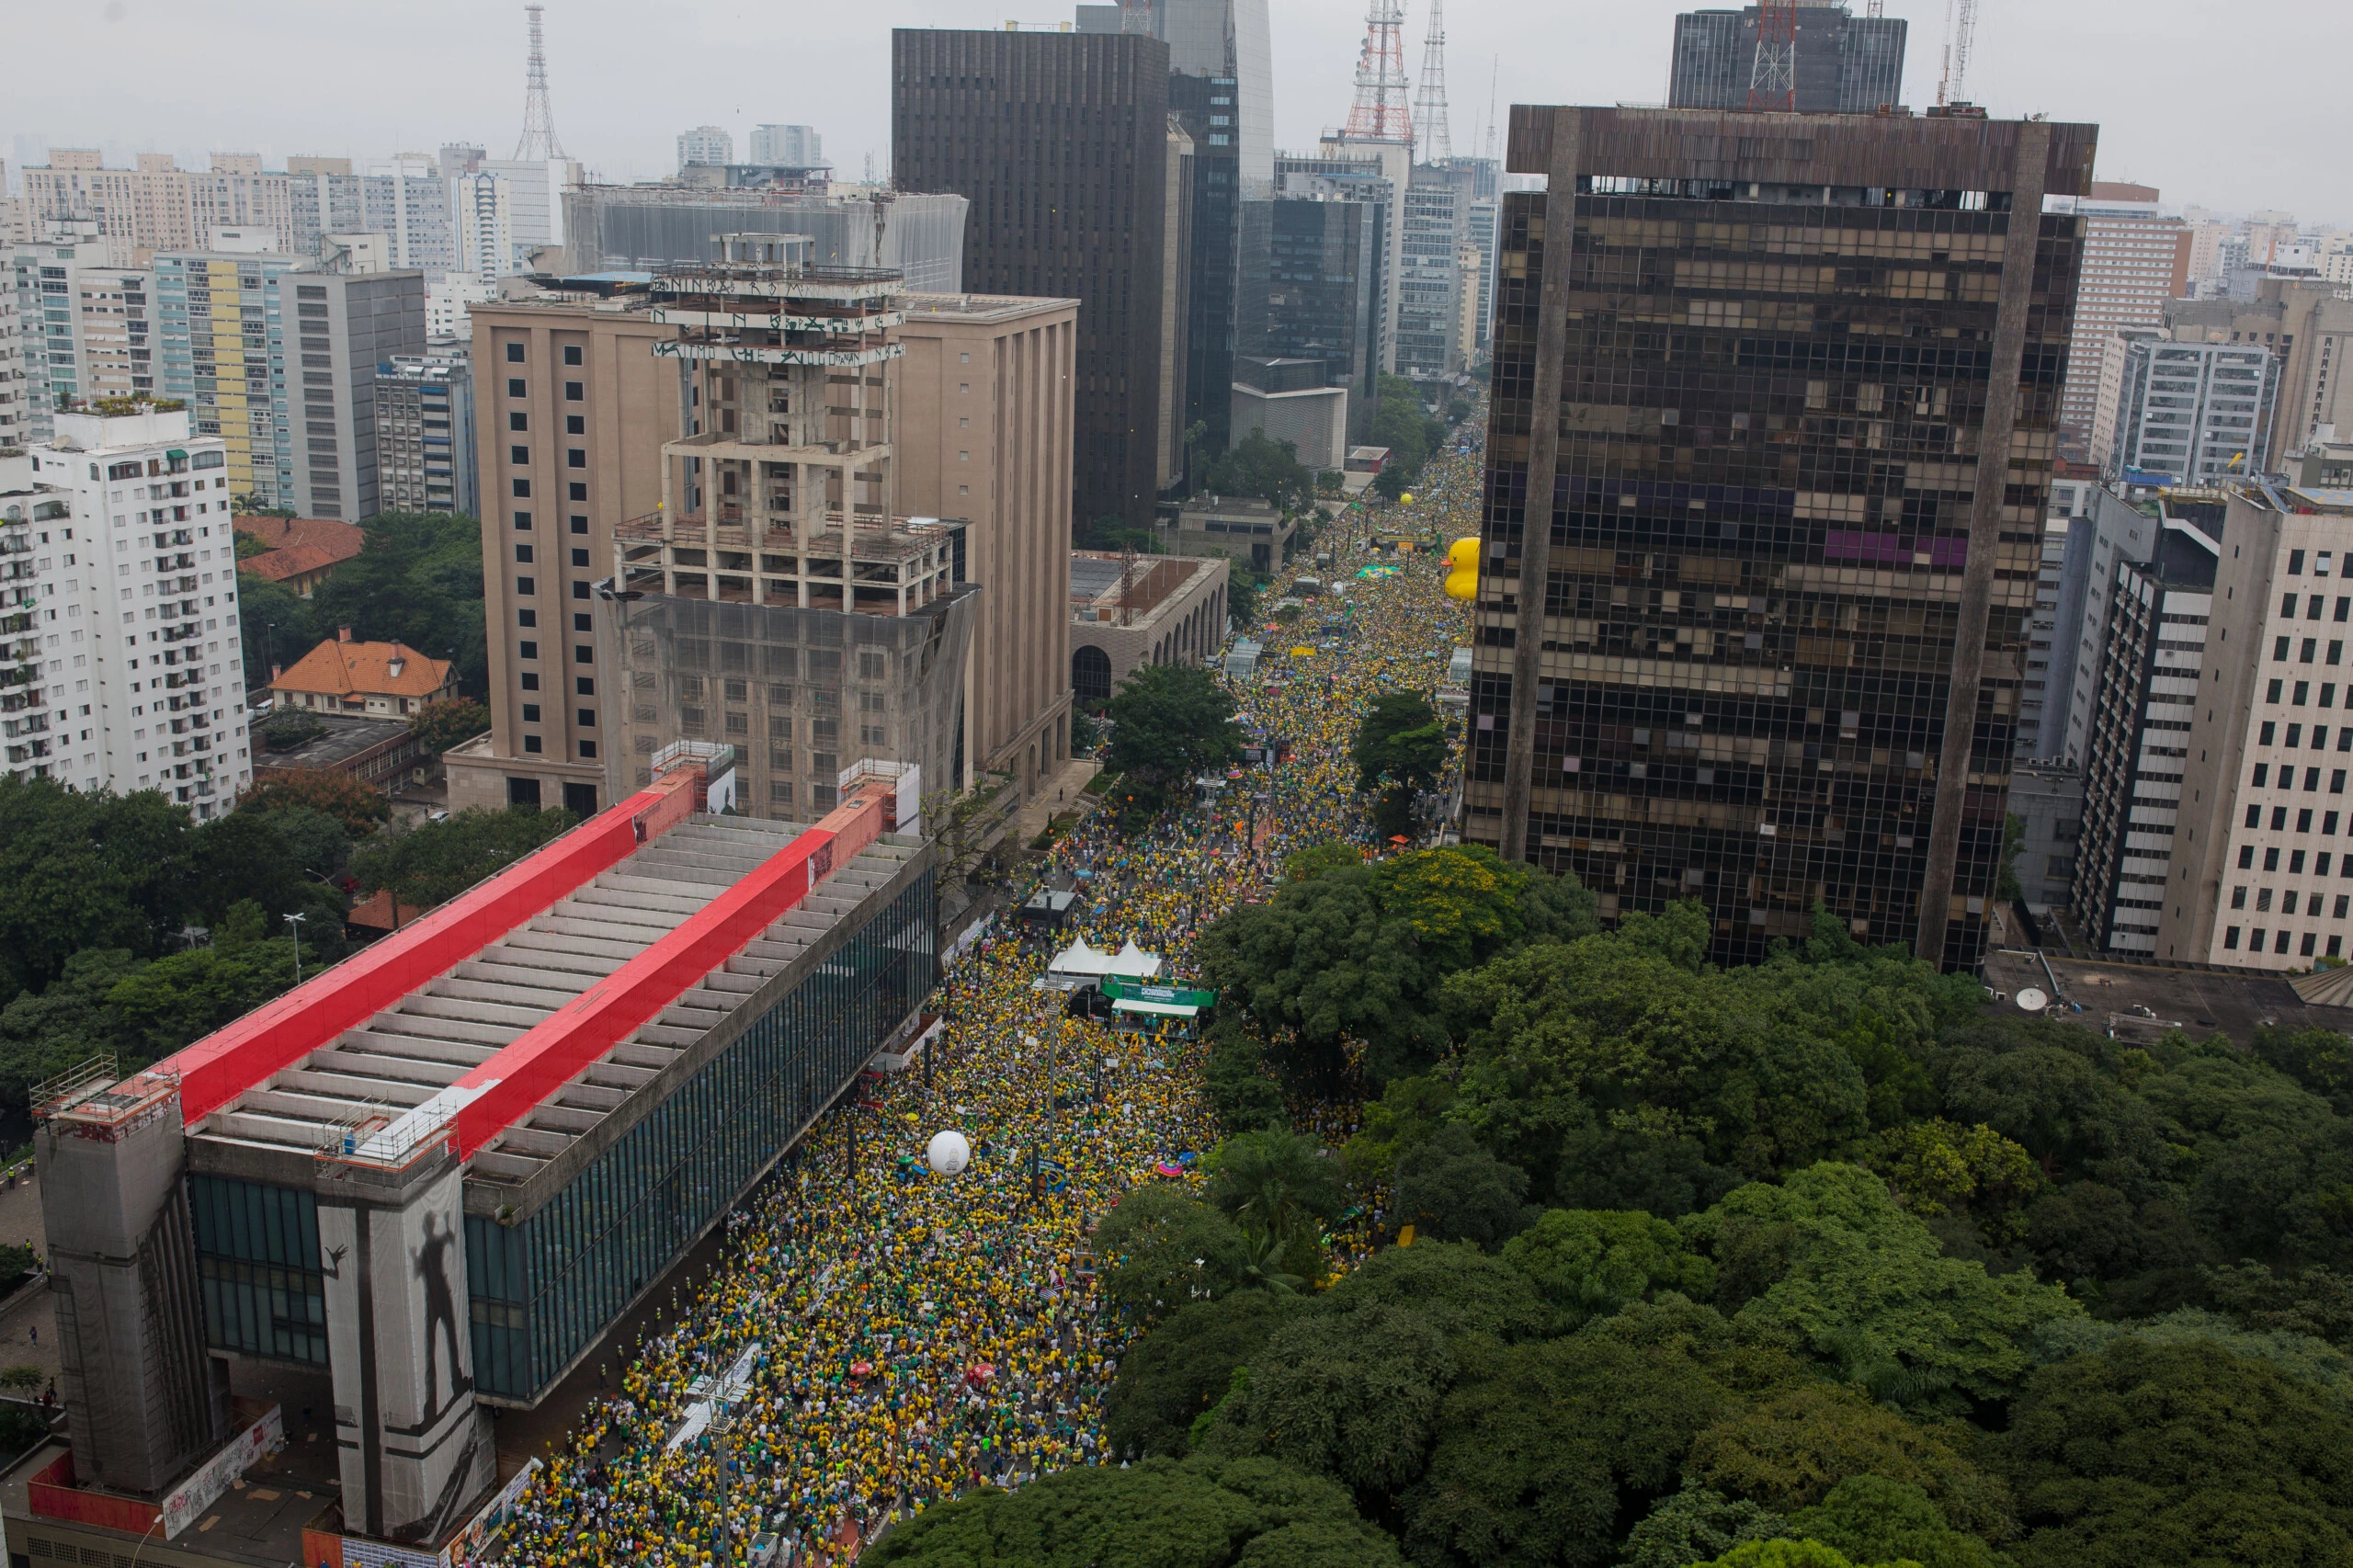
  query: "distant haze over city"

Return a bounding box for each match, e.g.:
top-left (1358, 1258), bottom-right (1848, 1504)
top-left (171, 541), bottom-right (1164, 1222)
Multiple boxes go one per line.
top-left (5, 0), bottom-right (2342, 220)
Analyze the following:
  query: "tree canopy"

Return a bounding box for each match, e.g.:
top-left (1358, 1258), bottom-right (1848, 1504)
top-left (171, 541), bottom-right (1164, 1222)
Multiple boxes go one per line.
top-left (1203, 428), bottom-right (1317, 514)
top-left (1101, 664), bottom-right (1244, 824)
top-left (348, 806), bottom-right (576, 915)
top-left (1198, 844), bottom-right (1595, 1086)
top-left (1351, 690), bottom-right (1447, 840)
top-left (865, 1452), bottom-right (1405, 1568)
top-left (307, 510), bottom-right (490, 693)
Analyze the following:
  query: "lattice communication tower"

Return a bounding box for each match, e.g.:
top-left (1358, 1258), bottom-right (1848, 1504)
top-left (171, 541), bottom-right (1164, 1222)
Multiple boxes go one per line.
top-left (1344, 0), bottom-right (1415, 144)
top-left (514, 4), bottom-right (570, 161)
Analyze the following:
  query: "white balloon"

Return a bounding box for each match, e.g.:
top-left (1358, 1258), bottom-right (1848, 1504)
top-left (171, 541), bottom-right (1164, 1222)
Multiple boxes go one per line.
top-left (926, 1130), bottom-right (972, 1176)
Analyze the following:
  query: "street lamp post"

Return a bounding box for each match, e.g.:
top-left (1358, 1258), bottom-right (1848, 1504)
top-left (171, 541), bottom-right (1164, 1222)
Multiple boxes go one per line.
top-left (282, 911), bottom-right (307, 985)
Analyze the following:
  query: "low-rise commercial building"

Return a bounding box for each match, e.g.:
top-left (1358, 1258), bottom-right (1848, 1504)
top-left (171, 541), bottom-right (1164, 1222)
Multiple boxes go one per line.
top-left (1164, 494), bottom-right (1294, 574)
top-left (1068, 551), bottom-right (1229, 707)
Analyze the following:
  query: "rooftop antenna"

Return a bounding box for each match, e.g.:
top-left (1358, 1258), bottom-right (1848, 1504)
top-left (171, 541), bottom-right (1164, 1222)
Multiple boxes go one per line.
top-left (1937, 0), bottom-right (1979, 105)
top-left (1413, 0), bottom-right (1452, 165)
top-left (514, 5), bottom-right (570, 161)
top-left (1746, 0), bottom-right (1798, 112)
top-left (1343, 0), bottom-right (1414, 144)
top-left (1483, 54), bottom-right (1498, 164)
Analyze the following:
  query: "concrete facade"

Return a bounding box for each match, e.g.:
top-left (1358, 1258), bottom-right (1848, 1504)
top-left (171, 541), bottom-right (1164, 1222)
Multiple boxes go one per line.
top-left (8, 407), bottom-right (254, 813)
top-left (1163, 493), bottom-right (1293, 574)
top-left (1068, 551), bottom-right (1229, 707)
top-left (895, 293), bottom-right (1079, 792)
top-left (443, 290), bottom-right (676, 818)
top-left (277, 270), bottom-right (428, 521)
top-left (2162, 485), bottom-right (2353, 968)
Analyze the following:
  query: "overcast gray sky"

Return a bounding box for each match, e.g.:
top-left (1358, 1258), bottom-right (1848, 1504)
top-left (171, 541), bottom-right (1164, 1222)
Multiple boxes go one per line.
top-left (6, 0), bottom-right (2342, 222)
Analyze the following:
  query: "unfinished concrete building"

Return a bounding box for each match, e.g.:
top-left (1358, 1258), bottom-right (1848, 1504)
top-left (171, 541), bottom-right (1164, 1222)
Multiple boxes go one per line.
top-left (603, 236), bottom-right (978, 820)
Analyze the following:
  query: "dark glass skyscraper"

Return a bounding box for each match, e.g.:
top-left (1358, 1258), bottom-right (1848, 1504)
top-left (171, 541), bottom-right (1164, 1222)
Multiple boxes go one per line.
top-left (1463, 106), bottom-right (2096, 970)
top-left (1080, 0), bottom-right (1274, 467)
top-left (892, 28), bottom-right (1173, 531)
top-left (1669, 4), bottom-right (1908, 113)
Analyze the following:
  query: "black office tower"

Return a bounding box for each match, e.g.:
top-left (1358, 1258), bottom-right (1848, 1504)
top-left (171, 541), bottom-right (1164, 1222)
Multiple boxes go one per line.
top-left (893, 28), bottom-right (1172, 533)
top-left (1247, 196), bottom-right (1382, 418)
top-left (1464, 106), bottom-right (2096, 971)
top-left (1669, 4), bottom-right (1907, 112)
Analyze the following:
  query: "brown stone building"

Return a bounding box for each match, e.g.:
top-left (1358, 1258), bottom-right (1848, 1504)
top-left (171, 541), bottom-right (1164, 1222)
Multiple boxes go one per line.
top-left (898, 293), bottom-right (1078, 789)
top-left (442, 284), bottom-right (676, 817)
top-left (448, 274), bottom-right (1081, 816)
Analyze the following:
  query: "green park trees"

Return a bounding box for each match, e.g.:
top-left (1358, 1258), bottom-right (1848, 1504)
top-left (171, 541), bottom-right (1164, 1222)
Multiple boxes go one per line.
top-left (1101, 663), bottom-right (1244, 826)
top-left (348, 805), bottom-right (576, 916)
top-left (1097, 858), bottom-right (2353, 1567)
top-left (1351, 690), bottom-right (1447, 840)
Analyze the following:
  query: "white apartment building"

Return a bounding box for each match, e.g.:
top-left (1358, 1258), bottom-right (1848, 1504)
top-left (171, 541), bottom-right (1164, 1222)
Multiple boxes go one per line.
top-left (749, 125), bottom-right (823, 165)
top-left (0, 256), bottom-right (28, 450)
top-left (2051, 184), bottom-right (2188, 445)
top-left (677, 126), bottom-right (734, 171)
top-left (427, 271), bottom-right (496, 343)
top-left (3, 403), bottom-right (251, 814)
top-left (2165, 486), bottom-right (2353, 968)
top-left (2073, 517), bottom-right (2218, 953)
top-left (11, 231), bottom-right (154, 440)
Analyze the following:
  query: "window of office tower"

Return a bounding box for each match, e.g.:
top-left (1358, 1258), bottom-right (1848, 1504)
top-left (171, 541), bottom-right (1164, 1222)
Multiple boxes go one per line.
top-left (1464, 114), bottom-right (2088, 974)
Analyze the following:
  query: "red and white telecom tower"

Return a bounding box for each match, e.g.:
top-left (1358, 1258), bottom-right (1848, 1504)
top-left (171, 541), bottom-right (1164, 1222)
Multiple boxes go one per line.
top-left (1345, 0), bottom-right (1415, 144)
top-left (1745, 0), bottom-right (1800, 112)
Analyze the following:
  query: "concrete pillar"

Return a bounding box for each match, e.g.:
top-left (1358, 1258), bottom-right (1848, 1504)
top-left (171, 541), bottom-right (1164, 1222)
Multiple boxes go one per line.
top-left (316, 1145), bottom-right (494, 1542)
top-left (39, 1074), bottom-right (227, 1495)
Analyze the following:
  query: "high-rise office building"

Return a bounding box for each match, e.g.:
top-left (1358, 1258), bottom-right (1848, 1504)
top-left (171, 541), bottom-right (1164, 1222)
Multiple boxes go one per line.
top-left (750, 125), bottom-right (824, 166)
top-left (2163, 483), bottom-right (2353, 967)
top-left (895, 293), bottom-right (1080, 790)
top-left (1667, 3), bottom-right (1906, 112)
top-left (2166, 279), bottom-right (2353, 471)
top-left (274, 271), bottom-right (427, 520)
top-left (2072, 508), bottom-right (2220, 954)
top-left (443, 285), bottom-right (676, 817)
top-left (597, 239), bottom-right (979, 820)
top-left (374, 351), bottom-right (478, 517)
top-left (1250, 191), bottom-right (1382, 420)
top-left (1463, 105), bottom-right (2095, 970)
top-left (1078, 0), bottom-right (1275, 463)
top-left (892, 27), bottom-right (1173, 532)
top-left (447, 262), bottom-right (1084, 818)
top-left (2111, 335), bottom-right (2280, 485)
top-left (2050, 183), bottom-right (2189, 449)
top-left (677, 126), bottom-right (735, 171)
top-left (1275, 149), bottom-right (1400, 382)
top-left (1395, 165), bottom-right (1470, 382)
top-left (3, 405), bottom-right (253, 813)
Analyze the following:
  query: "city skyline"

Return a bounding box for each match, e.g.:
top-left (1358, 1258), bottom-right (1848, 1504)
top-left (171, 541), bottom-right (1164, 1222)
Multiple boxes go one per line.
top-left (5, 0), bottom-right (2343, 222)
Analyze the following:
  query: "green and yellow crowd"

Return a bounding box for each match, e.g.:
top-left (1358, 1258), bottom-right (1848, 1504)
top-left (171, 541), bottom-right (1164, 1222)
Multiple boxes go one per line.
top-left (496, 417), bottom-right (1489, 1567)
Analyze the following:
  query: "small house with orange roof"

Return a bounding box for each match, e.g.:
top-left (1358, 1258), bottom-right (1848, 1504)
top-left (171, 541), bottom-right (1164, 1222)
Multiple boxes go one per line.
top-left (270, 629), bottom-right (458, 719)
top-left (233, 514), bottom-right (365, 597)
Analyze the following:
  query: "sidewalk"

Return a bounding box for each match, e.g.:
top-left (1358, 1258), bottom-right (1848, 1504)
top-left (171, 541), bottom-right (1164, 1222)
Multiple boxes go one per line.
top-left (1000, 758), bottom-right (1100, 852)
